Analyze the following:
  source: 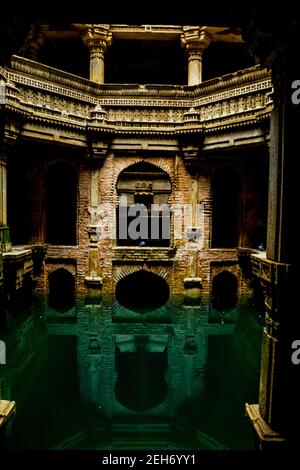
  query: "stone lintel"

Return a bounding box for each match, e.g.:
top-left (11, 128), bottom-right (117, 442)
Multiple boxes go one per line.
top-left (84, 276), bottom-right (103, 288)
top-left (184, 277), bottom-right (202, 288)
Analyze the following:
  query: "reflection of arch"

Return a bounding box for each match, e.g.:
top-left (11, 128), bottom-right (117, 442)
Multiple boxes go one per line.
top-left (48, 268), bottom-right (75, 313)
top-left (211, 271), bottom-right (238, 312)
top-left (115, 270), bottom-right (169, 313)
top-left (115, 346), bottom-right (168, 412)
top-left (211, 166), bottom-right (241, 248)
top-left (45, 161), bottom-right (77, 245)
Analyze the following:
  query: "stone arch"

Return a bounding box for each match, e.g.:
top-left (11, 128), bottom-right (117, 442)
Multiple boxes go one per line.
top-left (48, 267), bottom-right (75, 313)
top-left (115, 269), bottom-right (170, 314)
top-left (116, 158), bottom-right (174, 186)
top-left (115, 265), bottom-right (168, 283)
top-left (115, 345), bottom-right (168, 412)
top-left (46, 263), bottom-right (76, 277)
top-left (116, 161), bottom-right (172, 246)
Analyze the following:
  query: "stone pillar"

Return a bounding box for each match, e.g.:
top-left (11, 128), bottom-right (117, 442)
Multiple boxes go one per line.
top-left (187, 48), bottom-right (203, 86)
top-left (0, 157), bottom-right (7, 226)
top-left (88, 165), bottom-right (101, 279)
top-left (181, 27), bottom-right (211, 86)
top-left (82, 25), bottom-right (112, 84)
top-left (0, 150), bottom-right (11, 253)
top-left (89, 42), bottom-right (106, 84)
top-left (244, 21), bottom-right (299, 448)
top-left (85, 162), bottom-right (102, 302)
top-left (254, 52), bottom-right (297, 443)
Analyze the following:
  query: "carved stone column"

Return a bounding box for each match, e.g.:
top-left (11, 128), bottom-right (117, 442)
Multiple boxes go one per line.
top-left (181, 26), bottom-right (211, 86)
top-left (0, 149), bottom-right (11, 253)
top-left (244, 17), bottom-right (299, 448)
top-left (84, 160), bottom-right (103, 303)
top-left (82, 25), bottom-right (112, 84)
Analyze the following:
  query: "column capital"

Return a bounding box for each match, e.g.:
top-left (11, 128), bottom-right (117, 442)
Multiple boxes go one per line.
top-left (82, 24), bottom-right (112, 51)
top-left (181, 26), bottom-right (212, 53)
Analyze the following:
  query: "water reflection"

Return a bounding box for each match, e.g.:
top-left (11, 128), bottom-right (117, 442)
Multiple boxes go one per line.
top-left (0, 302), bottom-right (262, 450)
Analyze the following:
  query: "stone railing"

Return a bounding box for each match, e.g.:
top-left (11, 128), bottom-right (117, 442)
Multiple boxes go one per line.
top-left (2, 56), bottom-right (273, 136)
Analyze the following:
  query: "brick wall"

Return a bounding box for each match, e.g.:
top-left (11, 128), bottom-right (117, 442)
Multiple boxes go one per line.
top-left (6, 141), bottom-right (267, 311)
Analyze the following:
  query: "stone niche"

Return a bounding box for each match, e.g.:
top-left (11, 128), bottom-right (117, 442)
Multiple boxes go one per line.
top-left (117, 161), bottom-right (171, 207)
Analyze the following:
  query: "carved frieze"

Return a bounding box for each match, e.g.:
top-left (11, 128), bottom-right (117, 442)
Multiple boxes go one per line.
top-left (2, 56), bottom-right (273, 140)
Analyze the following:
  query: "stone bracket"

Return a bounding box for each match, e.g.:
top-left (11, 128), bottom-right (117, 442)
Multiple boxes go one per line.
top-left (0, 400), bottom-right (16, 428)
top-left (84, 276), bottom-right (102, 288)
top-left (245, 403), bottom-right (288, 449)
top-left (184, 277), bottom-right (202, 289)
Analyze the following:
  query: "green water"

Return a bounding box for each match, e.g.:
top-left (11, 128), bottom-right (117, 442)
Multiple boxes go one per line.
top-left (0, 304), bottom-right (263, 450)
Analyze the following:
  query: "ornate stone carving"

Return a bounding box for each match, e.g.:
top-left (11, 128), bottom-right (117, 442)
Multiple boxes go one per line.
top-left (2, 56), bottom-right (273, 144)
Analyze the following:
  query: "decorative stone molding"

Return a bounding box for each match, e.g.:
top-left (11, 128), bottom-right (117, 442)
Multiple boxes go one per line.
top-left (2, 56), bottom-right (273, 144)
top-left (109, 24), bottom-right (183, 37)
top-left (112, 247), bottom-right (176, 264)
top-left (9, 56), bottom-right (271, 97)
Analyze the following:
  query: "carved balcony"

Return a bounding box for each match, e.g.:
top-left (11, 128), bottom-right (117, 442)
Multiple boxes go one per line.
top-left (1, 56), bottom-right (273, 150)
